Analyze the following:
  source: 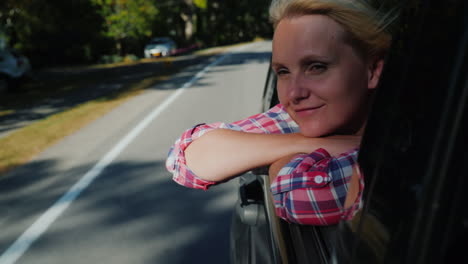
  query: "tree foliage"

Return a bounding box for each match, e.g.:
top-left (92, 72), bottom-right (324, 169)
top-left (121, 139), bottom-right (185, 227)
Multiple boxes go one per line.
top-left (193, 0), bottom-right (208, 9)
top-left (90, 0), bottom-right (159, 54)
top-left (0, 0), bottom-right (107, 66)
top-left (0, 0), bottom-right (273, 67)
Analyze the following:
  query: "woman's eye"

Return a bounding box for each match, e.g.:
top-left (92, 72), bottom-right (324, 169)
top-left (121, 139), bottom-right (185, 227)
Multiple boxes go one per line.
top-left (306, 63), bottom-right (327, 74)
top-left (275, 68), bottom-right (290, 76)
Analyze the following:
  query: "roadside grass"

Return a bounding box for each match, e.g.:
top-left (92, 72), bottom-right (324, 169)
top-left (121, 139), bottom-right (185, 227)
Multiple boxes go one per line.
top-left (0, 110), bottom-right (14, 117)
top-left (0, 74), bottom-right (169, 175)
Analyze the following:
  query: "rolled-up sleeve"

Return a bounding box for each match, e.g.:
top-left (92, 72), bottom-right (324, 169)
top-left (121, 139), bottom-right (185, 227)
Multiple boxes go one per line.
top-left (270, 148), bottom-right (362, 225)
top-left (166, 123), bottom-right (220, 190)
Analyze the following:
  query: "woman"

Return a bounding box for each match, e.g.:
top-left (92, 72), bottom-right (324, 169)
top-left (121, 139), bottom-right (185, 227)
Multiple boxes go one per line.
top-left (166, 0), bottom-right (392, 225)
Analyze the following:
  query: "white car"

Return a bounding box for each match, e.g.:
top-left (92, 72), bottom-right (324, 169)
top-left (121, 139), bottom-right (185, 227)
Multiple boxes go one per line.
top-left (143, 37), bottom-right (176, 58)
top-left (0, 48), bottom-right (31, 92)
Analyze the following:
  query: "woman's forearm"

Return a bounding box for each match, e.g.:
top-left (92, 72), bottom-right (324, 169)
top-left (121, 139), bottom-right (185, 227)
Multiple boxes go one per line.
top-left (185, 129), bottom-right (313, 181)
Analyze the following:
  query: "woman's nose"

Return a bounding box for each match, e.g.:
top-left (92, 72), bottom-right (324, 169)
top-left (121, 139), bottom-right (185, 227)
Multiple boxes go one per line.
top-left (288, 75), bottom-right (310, 104)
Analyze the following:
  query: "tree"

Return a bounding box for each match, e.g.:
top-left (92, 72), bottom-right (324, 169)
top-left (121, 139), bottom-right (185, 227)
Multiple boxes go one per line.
top-left (0, 0), bottom-right (106, 66)
top-left (0, 0), bottom-right (273, 67)
top-left (91, 0), bottom-right (158, 55)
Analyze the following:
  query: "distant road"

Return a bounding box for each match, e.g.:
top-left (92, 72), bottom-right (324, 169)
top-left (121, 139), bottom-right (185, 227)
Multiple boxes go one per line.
top-left (0, 41), bottom-right (272, 264)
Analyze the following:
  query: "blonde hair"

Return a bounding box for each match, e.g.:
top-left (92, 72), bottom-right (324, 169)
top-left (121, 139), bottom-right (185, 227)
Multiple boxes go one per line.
top-left (269, 0), bottom-right (394, 59)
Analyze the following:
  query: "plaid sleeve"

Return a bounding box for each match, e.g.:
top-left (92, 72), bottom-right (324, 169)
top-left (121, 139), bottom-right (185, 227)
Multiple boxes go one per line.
top-left (166, 123), bottom-right (219, 190)
top-left (166, 104), bottom-right (299, 190)
top-left (270, 148), bottom-right (362, 225)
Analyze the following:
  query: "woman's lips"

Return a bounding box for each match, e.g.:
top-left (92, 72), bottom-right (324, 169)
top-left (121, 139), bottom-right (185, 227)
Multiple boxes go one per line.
top-left (294, 105), bottom-right (324, 117)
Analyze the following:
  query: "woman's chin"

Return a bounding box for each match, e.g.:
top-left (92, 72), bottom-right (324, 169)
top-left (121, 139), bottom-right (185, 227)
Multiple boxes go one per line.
top-left (298, 127), bottom-right (330, 138)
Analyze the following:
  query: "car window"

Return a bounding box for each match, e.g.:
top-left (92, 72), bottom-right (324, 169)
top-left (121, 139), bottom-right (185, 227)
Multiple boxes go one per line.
top-left (150, 40), bottom-right (167, 44)
top-left (149, 38), bottom-right (172, 44)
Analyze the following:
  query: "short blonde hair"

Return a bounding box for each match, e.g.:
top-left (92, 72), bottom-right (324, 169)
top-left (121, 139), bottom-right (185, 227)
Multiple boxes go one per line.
top-left (269, 0), bottom-right (393, 59)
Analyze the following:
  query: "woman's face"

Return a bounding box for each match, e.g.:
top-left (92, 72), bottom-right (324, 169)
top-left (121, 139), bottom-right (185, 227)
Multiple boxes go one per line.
top-left (272, 15), bottom-right (381, 137)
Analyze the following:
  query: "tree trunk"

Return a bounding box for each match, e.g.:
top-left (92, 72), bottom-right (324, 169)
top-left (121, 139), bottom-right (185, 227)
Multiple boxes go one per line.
top-left (181, 0), bottom-right (195, 42)
top-left (180, 13), bottom-right (194, 42)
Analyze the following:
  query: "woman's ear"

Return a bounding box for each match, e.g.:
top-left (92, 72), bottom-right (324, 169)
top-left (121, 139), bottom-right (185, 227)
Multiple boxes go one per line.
top-left (368, 58), bottom-right (385, 90)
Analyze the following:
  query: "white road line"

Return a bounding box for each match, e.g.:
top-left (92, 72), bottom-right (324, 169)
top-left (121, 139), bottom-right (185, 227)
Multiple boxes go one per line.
top-left (0, 43), bottom-right (254, 264)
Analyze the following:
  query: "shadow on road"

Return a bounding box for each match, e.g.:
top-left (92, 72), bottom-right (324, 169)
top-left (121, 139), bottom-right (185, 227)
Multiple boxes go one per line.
top-left (0, 158), bottom-right (239, 263)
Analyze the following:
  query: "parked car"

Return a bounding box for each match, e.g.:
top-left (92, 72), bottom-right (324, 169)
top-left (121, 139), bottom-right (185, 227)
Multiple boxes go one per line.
top-left (143, 37), bottom-right (176, 58)
top-left (230, 0), bottom-right (467, 263)
top-left (0, 48), bottom-right (31, 92)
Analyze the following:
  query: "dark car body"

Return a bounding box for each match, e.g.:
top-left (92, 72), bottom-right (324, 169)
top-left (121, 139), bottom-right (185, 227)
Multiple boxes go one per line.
top-left (231, 0), bottom-right (468, 263)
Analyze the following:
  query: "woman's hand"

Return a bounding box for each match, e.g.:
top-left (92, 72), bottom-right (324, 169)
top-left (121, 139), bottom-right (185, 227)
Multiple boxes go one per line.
top-left (309, 135), bottom-right (362, 156)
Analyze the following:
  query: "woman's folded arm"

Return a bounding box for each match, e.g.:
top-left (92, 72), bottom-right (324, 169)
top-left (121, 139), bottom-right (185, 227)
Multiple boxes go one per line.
top-left (185, 130), bottom-right (361, 182)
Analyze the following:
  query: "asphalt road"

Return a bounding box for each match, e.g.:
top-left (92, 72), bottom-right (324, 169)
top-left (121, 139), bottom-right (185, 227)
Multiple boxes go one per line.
top-left (0, 41), bottom-right (272, 264)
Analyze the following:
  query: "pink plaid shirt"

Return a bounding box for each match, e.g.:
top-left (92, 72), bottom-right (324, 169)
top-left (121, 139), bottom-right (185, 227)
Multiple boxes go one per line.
top-left (166, 104), bottom-right (363, 225)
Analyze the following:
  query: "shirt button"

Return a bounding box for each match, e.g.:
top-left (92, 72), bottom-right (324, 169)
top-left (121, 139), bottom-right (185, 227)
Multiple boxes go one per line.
top-left (315, 175), bottom-right (324, 184)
